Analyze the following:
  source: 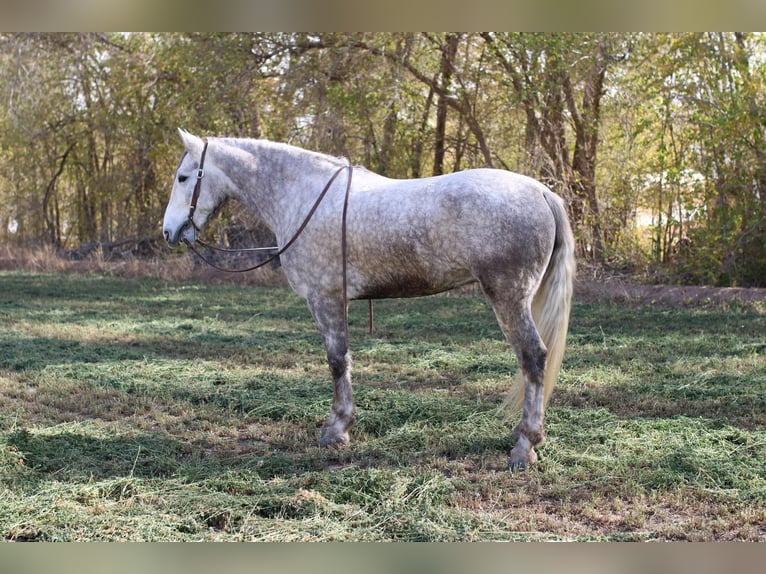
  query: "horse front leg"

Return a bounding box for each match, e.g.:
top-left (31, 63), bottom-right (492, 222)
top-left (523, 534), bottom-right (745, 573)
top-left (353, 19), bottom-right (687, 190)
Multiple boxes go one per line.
top-left (308, 296), bottom-right (355, 446)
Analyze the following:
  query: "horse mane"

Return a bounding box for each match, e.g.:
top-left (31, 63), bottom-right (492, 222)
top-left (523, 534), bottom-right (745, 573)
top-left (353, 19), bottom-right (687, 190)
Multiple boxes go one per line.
top-left (221, 137), bottom-right (348, 170)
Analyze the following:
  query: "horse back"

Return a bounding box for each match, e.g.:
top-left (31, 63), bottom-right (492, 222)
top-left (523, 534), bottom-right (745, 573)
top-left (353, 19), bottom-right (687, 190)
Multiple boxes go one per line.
top-left (344, 169), bottom-right (558, 300)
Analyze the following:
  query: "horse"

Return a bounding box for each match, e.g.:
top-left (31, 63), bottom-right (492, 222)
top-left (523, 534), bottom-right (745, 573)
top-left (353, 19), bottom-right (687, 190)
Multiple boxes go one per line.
top-left (162, 129), bottom-right (576, 471)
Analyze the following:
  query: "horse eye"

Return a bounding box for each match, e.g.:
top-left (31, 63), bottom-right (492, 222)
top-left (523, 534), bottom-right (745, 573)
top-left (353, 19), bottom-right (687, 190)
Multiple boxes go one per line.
top-left (178, 175), bottom-right (188, 183)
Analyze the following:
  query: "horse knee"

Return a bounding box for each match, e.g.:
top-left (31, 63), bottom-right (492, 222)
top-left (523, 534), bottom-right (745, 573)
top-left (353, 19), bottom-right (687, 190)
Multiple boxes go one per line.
top-left (327, 350), bottom-right (351, 380)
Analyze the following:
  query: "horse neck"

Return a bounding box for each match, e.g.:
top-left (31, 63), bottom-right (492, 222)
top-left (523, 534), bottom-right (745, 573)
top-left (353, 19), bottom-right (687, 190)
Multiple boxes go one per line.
top-left (222, 139), bottom-right (346, 241)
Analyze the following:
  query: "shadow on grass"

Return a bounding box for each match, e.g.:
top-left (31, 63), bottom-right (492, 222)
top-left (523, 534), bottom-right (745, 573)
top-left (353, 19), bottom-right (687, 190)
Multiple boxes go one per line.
top-left (4, 425), bottom-right (320, 485)
top-left (559, 302), bottom-right (766, 430)
top-left (0, 329), bottom-right (325, 373)
top-left (553, 377), bottom-right (766, 431)
top-left (6, 428), bottom-right (185, 481)
top-left (3, 386), bottom-right (515, 486)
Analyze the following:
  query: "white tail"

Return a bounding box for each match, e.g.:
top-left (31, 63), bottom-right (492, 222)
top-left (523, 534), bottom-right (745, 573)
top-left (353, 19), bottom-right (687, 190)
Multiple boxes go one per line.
top-left (506, 189), bottom-right (576, 413)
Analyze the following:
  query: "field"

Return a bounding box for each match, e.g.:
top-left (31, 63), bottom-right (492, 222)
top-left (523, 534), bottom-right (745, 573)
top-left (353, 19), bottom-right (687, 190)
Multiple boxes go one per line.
top-left (0, 271), bottom-right (764, 541)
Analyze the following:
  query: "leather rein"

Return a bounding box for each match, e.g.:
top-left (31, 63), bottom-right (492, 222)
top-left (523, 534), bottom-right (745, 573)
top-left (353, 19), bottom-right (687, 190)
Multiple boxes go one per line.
top-left (182, 138), bottom-right (368, 335)
top-left (183, 138), bottom-right (353, 275)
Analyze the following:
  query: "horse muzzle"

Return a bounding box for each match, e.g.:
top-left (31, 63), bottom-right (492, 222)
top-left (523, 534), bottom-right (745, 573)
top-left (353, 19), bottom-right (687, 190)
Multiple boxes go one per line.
top-left (163, 220), bottom-right (195, 247)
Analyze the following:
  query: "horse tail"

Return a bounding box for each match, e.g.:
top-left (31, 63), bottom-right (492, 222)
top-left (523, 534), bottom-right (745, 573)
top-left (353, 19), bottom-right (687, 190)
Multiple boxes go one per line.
top-left (506, 189), bottom-right (576, 414)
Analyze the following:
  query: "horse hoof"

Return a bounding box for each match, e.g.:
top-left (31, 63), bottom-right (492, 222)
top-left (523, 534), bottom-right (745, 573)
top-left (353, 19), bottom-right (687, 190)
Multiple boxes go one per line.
top-left (318, 432), bottom-right (349, 448)
top-left (508, 447), bottom-right (537, 472)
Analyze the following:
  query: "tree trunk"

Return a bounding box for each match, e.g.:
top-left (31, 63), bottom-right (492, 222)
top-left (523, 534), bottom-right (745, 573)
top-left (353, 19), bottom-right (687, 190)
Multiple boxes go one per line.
top-left (410, 84), bottom-right (434, 178)
top-left (42, 142), bottom-right (75, 247)
top-left (433, 34), bottom-right (459, 176)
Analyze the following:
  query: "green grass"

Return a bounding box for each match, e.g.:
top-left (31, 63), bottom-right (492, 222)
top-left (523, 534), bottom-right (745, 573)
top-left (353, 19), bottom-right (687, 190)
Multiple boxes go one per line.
top-left (0, 271), bottom-right (764, 541)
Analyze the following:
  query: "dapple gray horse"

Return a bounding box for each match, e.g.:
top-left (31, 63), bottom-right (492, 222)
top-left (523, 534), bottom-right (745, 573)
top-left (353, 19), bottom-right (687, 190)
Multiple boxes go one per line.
top-left (163, 130), bottom-right (575, 471)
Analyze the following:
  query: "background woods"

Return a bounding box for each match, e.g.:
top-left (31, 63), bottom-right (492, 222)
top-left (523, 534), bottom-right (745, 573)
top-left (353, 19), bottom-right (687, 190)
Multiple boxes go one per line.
top-left (1, 32), bottom-right (764, 286)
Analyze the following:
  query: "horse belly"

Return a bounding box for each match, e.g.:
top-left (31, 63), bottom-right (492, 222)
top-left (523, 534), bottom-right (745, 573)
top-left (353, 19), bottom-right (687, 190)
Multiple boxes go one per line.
top-left (351, 238), bottom-right (475, 300)
top-left (355, 269), bottom-right (474, 300)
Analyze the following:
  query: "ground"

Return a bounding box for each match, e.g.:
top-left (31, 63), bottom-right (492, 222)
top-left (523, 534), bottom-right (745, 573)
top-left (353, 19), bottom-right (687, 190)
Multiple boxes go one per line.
top-left (1, 269), bottom-right (763, 541)
top-left (576, 280), bottom-right (766, 308)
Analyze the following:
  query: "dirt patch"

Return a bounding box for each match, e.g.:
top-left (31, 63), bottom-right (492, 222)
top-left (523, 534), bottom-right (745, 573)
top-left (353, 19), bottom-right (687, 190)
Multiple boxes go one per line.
top-left (575, 280), bottom-right (766, 309)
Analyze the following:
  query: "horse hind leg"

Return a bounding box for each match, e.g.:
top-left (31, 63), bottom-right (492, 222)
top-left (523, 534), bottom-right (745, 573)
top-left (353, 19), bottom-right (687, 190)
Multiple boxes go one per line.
top-left (486, 294), bottom-right (548, 471)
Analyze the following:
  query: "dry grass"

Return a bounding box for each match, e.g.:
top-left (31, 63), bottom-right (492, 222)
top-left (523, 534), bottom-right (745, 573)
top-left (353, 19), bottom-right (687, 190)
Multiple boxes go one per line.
top-left (0, 244), bottom-right (288, 287)
top-left (5, 244), bottom-right (763, 310)
top-left (0, 266), bottom-right (764, 541)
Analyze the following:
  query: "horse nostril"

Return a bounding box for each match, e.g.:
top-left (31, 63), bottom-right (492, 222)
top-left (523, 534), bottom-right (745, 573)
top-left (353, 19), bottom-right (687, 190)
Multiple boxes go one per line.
top-left (163, 230), bottom-right (170, 243)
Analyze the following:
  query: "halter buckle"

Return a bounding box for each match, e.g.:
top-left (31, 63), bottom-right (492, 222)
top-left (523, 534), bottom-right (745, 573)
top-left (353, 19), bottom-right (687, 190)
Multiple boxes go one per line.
top-left (196, 168), bottom-right (205, 179)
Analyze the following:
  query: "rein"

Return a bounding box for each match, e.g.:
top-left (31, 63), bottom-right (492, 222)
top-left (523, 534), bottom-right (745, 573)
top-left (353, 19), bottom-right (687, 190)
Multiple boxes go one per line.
top-left (183, 138), bottom-right (371, 335)
top-left (183, 138), bottom-right (353, 275)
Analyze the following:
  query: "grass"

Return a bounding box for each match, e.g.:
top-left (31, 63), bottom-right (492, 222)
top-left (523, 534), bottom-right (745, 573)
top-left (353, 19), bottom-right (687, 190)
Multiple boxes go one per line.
top-left (0, 271), bottom-right (764, 541)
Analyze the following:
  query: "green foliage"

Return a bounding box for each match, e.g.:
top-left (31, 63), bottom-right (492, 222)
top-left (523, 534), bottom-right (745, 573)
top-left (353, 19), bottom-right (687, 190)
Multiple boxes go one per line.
top-left (0, 272), bottom-right (764, 540)
top-left (614, 33), bottom-right (766, 285)
top-left (1, 33), bottom-right (765, 284)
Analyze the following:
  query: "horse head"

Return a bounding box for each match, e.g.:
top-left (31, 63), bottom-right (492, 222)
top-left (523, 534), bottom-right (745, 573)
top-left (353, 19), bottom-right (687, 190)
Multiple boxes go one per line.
top-left (163, 129), bottom-right (229, 247)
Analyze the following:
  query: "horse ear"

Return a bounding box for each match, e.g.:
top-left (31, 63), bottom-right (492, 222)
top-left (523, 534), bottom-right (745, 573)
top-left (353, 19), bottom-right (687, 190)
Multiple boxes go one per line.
top-left (178, 129), bottom-right (205, 161)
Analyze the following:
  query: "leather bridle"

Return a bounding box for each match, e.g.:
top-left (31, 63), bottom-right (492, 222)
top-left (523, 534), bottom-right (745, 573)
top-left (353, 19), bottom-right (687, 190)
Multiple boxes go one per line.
top-left (182, 138), bottom-right (353, 276)
top-left (180, 138), bottom-right (365, 336)
top-left (182, 138), bottom-right (373, 341)
top-left (186, 138), bottom-right (209, 232)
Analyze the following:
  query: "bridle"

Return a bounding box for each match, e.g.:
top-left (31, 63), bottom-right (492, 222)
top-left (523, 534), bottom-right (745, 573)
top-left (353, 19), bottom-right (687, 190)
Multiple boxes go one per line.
top-left (183, 138), bottom-right (280, 272)
top-left (185, 138), bottom-right (209, 234)
top-left (182, 138), bottom-right (353, 276)
top-left (180, 138), bottom-right (367, 336)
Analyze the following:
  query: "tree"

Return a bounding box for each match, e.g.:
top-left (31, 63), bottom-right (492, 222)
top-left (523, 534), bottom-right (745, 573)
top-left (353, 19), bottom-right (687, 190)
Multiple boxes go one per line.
top-left (629, 33), bottom-right (766, 285)
top-left (1, 32), bottom-right (764, 285)
top-left (481, 33), bottom-right (620, 260)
